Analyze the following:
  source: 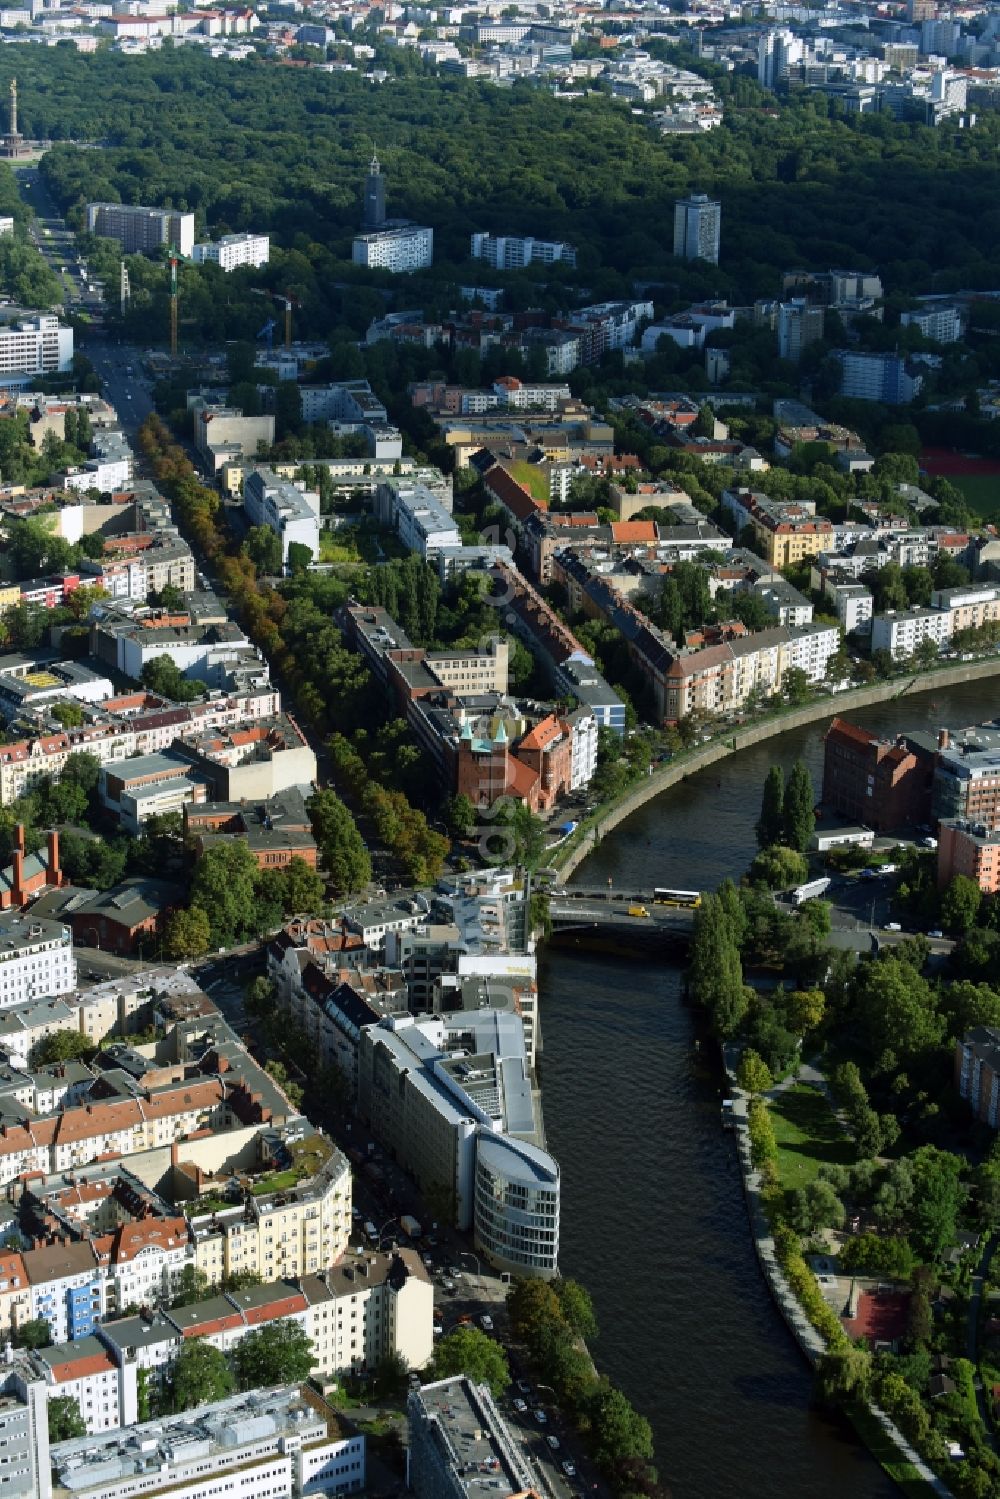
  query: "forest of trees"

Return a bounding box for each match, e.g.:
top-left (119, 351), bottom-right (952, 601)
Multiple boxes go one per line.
top-left (0, 46), bottom-right (991, 367)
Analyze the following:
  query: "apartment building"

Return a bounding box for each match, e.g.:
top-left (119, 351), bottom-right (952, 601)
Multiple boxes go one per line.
top-left (937, 818), bottom-right (1000, 892)
top-left (0, 315), bottom-right (73, 385)
top-left (777, 299), bottom-right (826, 362)
top-left (870, 605), bottom-right (952, 657)
top-left (353, 224), bottom-right (434, 273)
top-left (956, 1026), bottom-right (1000, 1129)
top-left (86, 203), bottom-right (194, 257)
top-left (0, 1355), bottom-right (50, 1499)
top-left (470, 232), bottom-right (576, 269)
top-left (191, 232), bottom-right (269, 271)
top-left (189, 1146), bottom-right (351, 1286)
top-left (0, 912), bottom-right (75, 1010)
top-left (721, 487), bottom-right (833, 568)
top-left (673, 193), bottom-right (721, 264)
top-left (931, 583), bottom-right (1000, 633)
top-left (836, 350), bottom-right (923, 404)
top-left (244, 466), bottom-right (320, 565)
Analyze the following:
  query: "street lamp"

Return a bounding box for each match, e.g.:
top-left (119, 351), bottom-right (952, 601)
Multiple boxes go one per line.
top-left (458, 1249), bottom-right (482, 1290)
top-left (376, 1216), bottom-right (398, 1252)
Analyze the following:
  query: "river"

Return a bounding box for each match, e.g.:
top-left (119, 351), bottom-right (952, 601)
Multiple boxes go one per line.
top-left (539, 681), bottom-right (1000, 1499)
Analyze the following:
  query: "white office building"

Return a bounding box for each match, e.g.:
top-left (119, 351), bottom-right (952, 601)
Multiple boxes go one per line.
top-left (191, 232), bottom-right (270, 271)
top-left (409, 1379), bottom-right (534, 1499)
top-left (244, 465), bottom-right (320, 566)
top-left (0, 315), bottom-right (73, 386)
top-left (673, 193), bottom-right (721, 264)
top-left (374, 478), bottom-right (461, 560)
top-left (0, 913), bottom-right (76, 1009)
top-left (85, 203), bottom-right (195, 258)
top-left (0, 1355), bottom-right (50, 1499)
top-left (474, 1134), bottom-right (560, 1279)
top-left (352, 224), bottom-right (433, 273)
top-left (48, 1384), bottom-right (366, 1499)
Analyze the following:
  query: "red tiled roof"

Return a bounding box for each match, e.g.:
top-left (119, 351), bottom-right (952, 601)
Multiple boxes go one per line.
top-left (611, 521), bottom-right (657, 544)
top-left (51, 1351), bottom-right (117, 1383)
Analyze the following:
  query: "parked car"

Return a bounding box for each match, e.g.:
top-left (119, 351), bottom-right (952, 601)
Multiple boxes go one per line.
top-left (562, 1462), bottom-right (577, 1479)
top-left (513, 1398), bottom-right (527, 1414)
top-left (534, 1409), bottom-right (548, 1425)
top-left (929, 929), bottom-right (944, 939)
top-left (546, 1435), bottom-right (560, 1451)
top-left (517, 1380), bottom-right (532, 1396)
top-left (480, 1315), bottom-right (494, 1332)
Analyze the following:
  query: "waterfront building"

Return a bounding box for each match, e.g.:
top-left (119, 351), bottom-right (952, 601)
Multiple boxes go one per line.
top-left (821, 717), bottom-right (935, 832)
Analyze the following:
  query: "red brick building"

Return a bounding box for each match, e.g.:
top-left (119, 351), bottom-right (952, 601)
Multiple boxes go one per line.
top-left (821, 717), bottom-right (935, 832)
top-left (0, 826), bottom-right (64, 910)
top-left (455, 713), bottom-right (574, 814)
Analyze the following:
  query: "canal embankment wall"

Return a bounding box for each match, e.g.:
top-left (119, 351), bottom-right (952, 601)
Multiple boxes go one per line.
top-left (553, 658), bottom-right (1000, 883)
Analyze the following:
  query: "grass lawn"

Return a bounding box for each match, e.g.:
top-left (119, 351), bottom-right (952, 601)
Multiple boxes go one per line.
top-left (846, 1403), bottom-right (939, 1498)
top-left (951, 472), bottom-right (1000, 518)
top-left (506, 460), bottom-right (549, 504)
top-left (769, 1082), bottom-right (853, 1191)
top-left (319, 529), bottom-right (362, 564)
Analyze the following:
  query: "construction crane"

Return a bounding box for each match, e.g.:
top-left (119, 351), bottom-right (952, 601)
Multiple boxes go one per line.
top-left (276, 294), bottom-right (297, 351)
top-left (257, 318), bottom-right (277, 350)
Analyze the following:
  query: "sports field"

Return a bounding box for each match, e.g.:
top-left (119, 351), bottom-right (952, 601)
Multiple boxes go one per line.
top-left (921, 447), bottom-right (1000, 517)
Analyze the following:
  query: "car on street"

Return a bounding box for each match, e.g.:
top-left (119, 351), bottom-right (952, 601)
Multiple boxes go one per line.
top-left (929, 929), bottom-right (943, 939)
top-left (517, 1380), bottom-right (532, 1396)
top-left (561, 1462), bottom-right (576, 1479)
top-left (433, 1322), bottom-right (443, 1337)
top-left (534, 1409), bottom-right (547, 1425)
top-left (513, 1398), bottom-right (527, 1414)
top-left (546, 1435), bottom-right (559, 1451)
top-left (480, 1315), bottom-right (493, 1332)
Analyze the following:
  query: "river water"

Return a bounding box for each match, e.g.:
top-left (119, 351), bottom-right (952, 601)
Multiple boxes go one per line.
top-left (539, 681), bottom-right (1000, 1499)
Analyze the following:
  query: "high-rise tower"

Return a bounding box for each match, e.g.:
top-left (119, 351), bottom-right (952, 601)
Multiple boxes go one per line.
top-left (363, 147), bottom-right (386, 231)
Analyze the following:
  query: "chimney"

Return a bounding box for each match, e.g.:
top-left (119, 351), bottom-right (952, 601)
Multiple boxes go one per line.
top-left (939, 728), bottom-right (950, 751)
top-left (47, 829), bottom-right (61, 887)
top-left (11, 841), bottom-right (24, 907)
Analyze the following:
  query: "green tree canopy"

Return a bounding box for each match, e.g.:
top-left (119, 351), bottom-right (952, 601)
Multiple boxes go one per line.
top-left (432, 1327), bottom-right (510, 1398)
top-left (308, 789), bottom-right (371, 896)
top-left (737, 1048), bottom-right (773, 1095)
top-left (165, 1340), bottom-right (234, 1412)
top-left (48, 1396), bottom-right (86, 1442)
top-left (782, 760), bottom-right (816, 852)
top-left (756, 765), bottom-right (784, 849)
top-left (231, 1320), bottom-right (314, 1391)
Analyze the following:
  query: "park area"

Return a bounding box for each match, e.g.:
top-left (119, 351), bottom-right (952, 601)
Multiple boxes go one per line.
top-left (769, 1081), bottom-right (853, 1191)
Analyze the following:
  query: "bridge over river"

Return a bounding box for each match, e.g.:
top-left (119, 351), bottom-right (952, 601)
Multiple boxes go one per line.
top-left (547, 888), bottom-right (696, 949)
